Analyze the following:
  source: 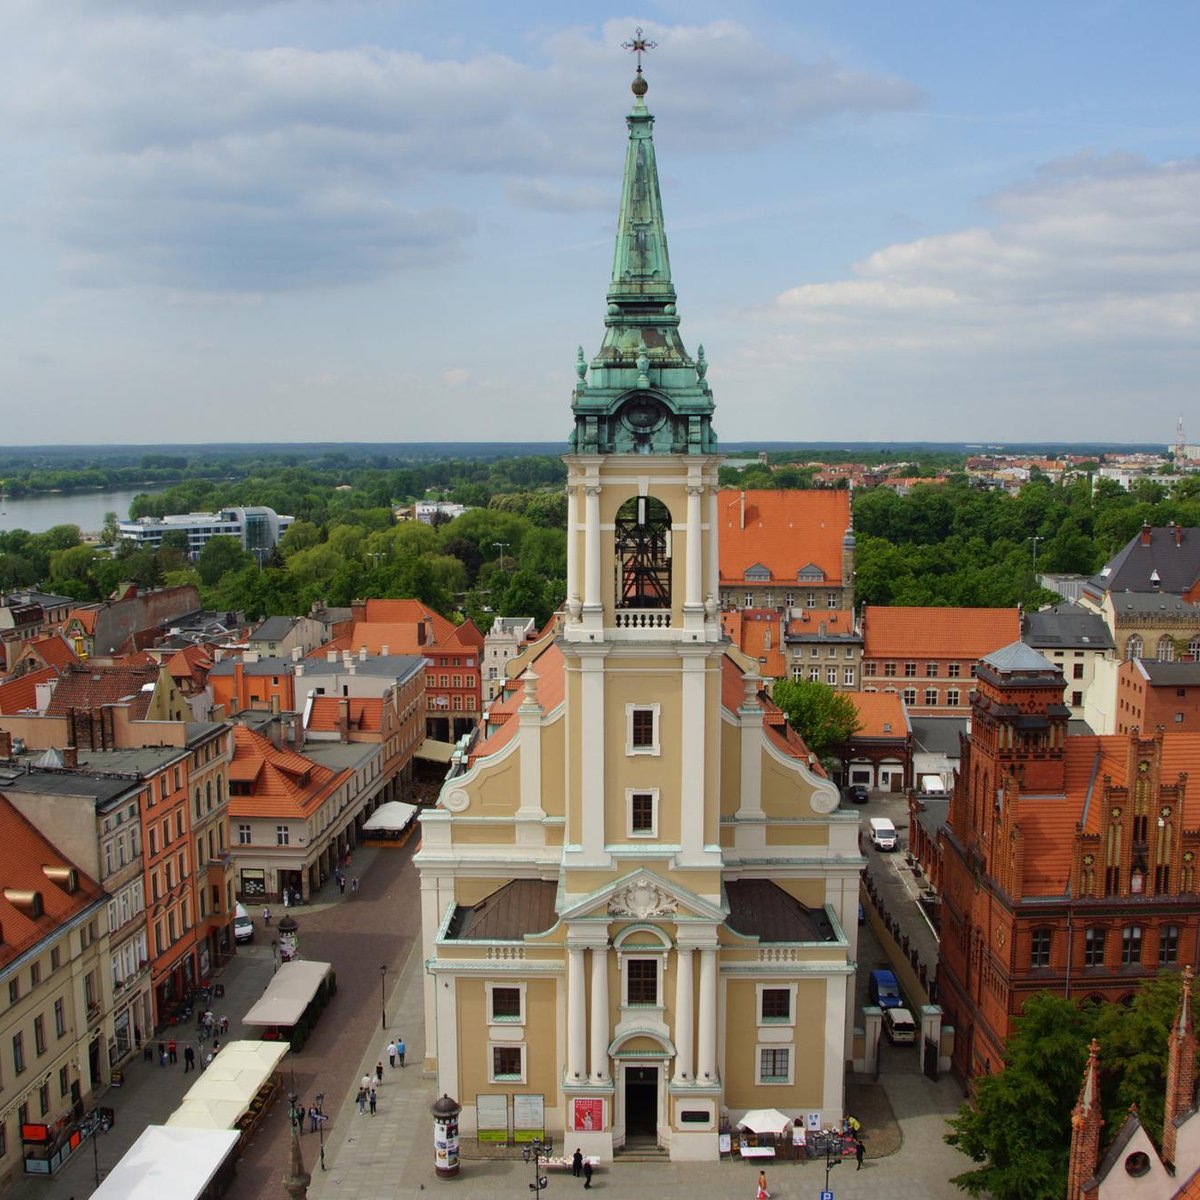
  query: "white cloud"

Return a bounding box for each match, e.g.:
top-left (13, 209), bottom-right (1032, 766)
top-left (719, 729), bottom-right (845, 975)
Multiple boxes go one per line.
top-left (442, 368), bottom-right (470, 386)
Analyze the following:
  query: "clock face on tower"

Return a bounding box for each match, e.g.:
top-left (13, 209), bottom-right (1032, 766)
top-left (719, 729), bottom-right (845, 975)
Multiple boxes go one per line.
top-left (620, 395), bottom-right (667, 435)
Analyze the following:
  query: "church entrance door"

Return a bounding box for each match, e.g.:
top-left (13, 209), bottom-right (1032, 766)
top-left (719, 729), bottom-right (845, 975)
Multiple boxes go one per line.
top-left (624, 1066), bottom-right (658, 1140)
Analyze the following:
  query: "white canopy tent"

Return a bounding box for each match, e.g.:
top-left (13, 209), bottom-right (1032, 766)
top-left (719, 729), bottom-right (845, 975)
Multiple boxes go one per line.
top-left (362, 800), bottom-right (419, 833)
top-left (165, 1040), bottom-right (289, 1131)
top-left (91, 1126), bottom-right (239, 1200)
top-left (241, 960), bottom-right (332, 1028)
top-left (737, 1108), bottom-right (793, 1135)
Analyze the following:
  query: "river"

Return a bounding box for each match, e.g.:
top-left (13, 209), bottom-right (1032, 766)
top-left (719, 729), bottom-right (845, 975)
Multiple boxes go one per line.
top-left (0, 487), bottom-right (165, 535)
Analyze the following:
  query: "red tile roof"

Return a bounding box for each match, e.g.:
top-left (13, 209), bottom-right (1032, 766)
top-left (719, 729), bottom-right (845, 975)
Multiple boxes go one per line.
top-left (862, 605), bottom-right (1019, 660)
top-left (0, 666), bottom-right (57, 715)
top-left (786, 609), bottom-right (856, 636)
top-left (306, 696), bottom-right (385, 734)
top-left (722, 609), bottom-right (787, 678)
top-left (67, 607), bottom-right (99, 635)
top-left (45, 664), bottom-right (162, 718)
top-left (848, 692), bottom-right (909, 739)
top-left (718, 489), bottom-right (850, 586)
top-left (25, 634), bottom-right (80, 670)
top-left (228, 726), bottom-right (351, 820)
top-left (0, 796), bottom-right (104, 970)
top-left (468, 640), bottom-right (565, 763)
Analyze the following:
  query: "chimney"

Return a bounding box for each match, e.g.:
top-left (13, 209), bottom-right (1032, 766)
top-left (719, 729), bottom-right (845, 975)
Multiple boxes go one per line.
top-left (291, 646), bottom-right (302, 661)
top-left (1177, 522), bottom-right (1184, 548)
top-left (381, 644), bottom-right (389, 657)
top-left (295, 662), bottom-right (304, 677)
top-left (1163, 966), bottom-right (1196, 1168)
top-left (1141, 521), bottom-right (1153, 546)
top-left (351, 599), bottom-right (367, 622)
top-left (417, 622), bottom-right (426, 646)
top-left (62, 745), bottom-right (78, 769)
top-left (327, 650), bottom-right (338, 664)
top-left (337, 698), bottom-right (350, 743)
top-left (359, 646), bottom-right (368, 662)
top-left (425, 616), bottom-right (434, 645)
top-left (271, 694), bottom-right (280, 715)
top-left (740, 490), bottom-right (746, 530)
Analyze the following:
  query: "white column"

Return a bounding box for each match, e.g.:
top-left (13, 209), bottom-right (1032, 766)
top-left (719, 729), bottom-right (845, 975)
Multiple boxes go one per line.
top-left (579, 652), bottom-right (607, 863)
top-left (566, 485), bottom-right (580, 616)
top-left (705, 487), bottom-right (719, 608)
top-left (697, 947), bottom-right (718, 1082)
top-left (584, 484), bottom-right (602, 611)
top-left (673, 946), bottom-right (695, 1083)
top-left (679, 655), bottom-right (707, 863)
top-left (568, 946), bottom-right (587, 1082)
top-left (590, 946), bottom-right (610, 1082)
top-left (686, 485), bottom-right (702, 608)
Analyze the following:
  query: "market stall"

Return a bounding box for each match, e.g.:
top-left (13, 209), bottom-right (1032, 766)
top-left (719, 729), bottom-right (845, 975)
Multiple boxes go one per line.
top-left (91, 1126), bottom-right (240, 1200)
top-left (362, 800), bottom-right (420, 843)
top-left (241, 959), bottom-right (335, 1049)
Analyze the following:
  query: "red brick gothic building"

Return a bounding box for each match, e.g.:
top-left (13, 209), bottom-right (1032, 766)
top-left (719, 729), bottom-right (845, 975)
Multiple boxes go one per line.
top-left (939, 641), bottom-right (1200, 1082)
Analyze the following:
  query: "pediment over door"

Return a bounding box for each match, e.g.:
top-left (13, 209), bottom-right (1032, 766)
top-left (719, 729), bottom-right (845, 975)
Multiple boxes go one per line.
top-left (560, 869), bottom-right (726, 924)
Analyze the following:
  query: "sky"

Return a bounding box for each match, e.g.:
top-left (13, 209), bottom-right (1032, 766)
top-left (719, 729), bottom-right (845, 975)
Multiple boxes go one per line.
top-left (2, 1), bottom-right (1199, 448)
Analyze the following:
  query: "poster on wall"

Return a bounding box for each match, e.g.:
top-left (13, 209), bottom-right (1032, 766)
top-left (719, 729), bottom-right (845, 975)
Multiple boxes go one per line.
top-left (476, 1094), bottom-right (509, 1143)
top-left (806, 1112), bottom-right (822, 1132)
top-left (513, 1094), bottom-right (545, 1142)
top-left (573, 1098), bottom-right (603, 1132)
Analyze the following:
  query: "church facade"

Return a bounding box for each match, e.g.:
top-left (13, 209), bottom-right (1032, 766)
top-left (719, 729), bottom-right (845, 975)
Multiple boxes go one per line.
top-left (414, 66), bottom-right (862, 1162)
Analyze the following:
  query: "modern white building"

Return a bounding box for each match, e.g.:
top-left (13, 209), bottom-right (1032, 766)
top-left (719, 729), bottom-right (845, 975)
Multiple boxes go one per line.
top-left (118, 507), bottom-right (294, 558)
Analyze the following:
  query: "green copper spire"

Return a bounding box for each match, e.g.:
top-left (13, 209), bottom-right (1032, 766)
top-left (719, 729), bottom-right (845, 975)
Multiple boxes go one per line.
top-left (569, 61), bottom-right (717, 456)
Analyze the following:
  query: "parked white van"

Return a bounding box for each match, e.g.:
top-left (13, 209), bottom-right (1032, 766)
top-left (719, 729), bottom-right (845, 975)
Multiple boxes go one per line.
top-left (883, 1006), bottom-right (918, 1044)
top-left (234, 903), bottom-right (254, 943)
top-left (868, 816), bottom-right (898, 851)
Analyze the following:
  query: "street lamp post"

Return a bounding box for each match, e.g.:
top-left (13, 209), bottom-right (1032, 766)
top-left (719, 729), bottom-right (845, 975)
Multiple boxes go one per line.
top-left (379, 964), bottom-right (387, 1030)
top-left (82, 1108), bottom-right (111, 1188)
top-left (825, 1133), bottom-right (842, 1193)
top-left (1029, 534), bottom-right (1043, 571)
top-left (493, 541), bottom-right (510, 574)
top-left (523, 1136), bottom-right (549, 1199)
top-left (315, 1090), bottom-right (327, 1170)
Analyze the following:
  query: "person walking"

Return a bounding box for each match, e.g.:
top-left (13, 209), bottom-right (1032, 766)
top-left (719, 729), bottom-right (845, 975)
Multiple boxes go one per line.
top-left (356, 1086), bottom-right (366, 1114)
top-left (375, 1060), bottom-right (384, 1084)
top-left (158, 1041), bottom-right (167, 1067)
top-left (396, 1035), bottom-right (406, 1067)
top-left (339, 875), bottom-right (346, 895)
top-left (361, 1073), bottom-right (372, 1096)
top-left (387, 1040), bottom-right (397, 1068)
top-left (263, 906), bottom-right (272, 926)
top-left (583, 1160), bottom-right (593, 1190)
top-left (167, 1038), bottom-right (177, 1064)
top-left (855, 1136), bottom-right (865, 1170)
top-left (368, 1082), bottom-right (378, 1116)
top-left (351, 877), bottom-right (359, 894)
top-left (572, 1149), bottom-right (583, 1178)
top-left (183, 1045), bottom-right (195, 1073)
top-left (757, 1169), bottom-right (769, 1199)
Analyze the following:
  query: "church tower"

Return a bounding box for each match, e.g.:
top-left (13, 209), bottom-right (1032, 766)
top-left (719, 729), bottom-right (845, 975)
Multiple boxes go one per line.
top-left (416, 51), bottom-right (859, 1165)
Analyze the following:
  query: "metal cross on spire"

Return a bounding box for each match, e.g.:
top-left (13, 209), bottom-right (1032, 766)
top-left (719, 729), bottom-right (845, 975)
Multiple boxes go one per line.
top-left (622, 27), bottom-right (657, 71)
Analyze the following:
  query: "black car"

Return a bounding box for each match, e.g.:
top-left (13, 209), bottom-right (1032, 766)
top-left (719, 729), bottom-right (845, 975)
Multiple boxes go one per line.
top-left (845, 784), bottom-right (869, 804)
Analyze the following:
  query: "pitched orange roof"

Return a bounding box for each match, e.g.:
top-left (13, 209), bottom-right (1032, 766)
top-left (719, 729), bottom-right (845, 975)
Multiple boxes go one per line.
top-left (0, 796), bottom-right (104, 970)
top-left (862, 606), bottom-right (1019, 660)
top-left (0, 666), bottom-right (57, 715)
top-left (26, 634), bottom-right (80, 670)
top-left (45, 663), bottom-right (161, 718)
top-left (227, 725), bottom-right (351, 820)
top-left (848, 691), bottom-right (909, 739)
top-left (305, 696), bottom-right (385, 733)
top-left (718, 489), bottom-right (850, 586)
top-left (722, 609), bottom-right (786, 678)
top-left (67, 606), bottom-right (99, 634)
top-left (786, 609), bottom-right (856, 636)
top-left (468, 640), bottom-right (564, 763)
top-left (361, 599), bottom-right (460, 643)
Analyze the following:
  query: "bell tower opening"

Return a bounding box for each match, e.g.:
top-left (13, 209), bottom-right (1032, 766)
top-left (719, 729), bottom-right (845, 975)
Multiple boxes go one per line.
top-left (615, 496), bottom-right (672, 610)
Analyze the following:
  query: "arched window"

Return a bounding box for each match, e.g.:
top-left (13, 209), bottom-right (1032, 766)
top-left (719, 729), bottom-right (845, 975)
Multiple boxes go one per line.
top-left (1188, 636), bottom-right (1200, 661)
top-left (1125, 634), bottom-right (1143, 661)
top-left (206, 780), bottom-right (213, 811)
top-left (1157, 636), bottom-right (1175, 662)
top-left (614, 496), bottom-right (672, 609)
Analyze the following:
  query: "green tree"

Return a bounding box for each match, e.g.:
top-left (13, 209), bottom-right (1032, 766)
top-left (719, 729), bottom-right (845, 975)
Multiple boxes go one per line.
top-left (197, 536), bottom-right (253, 587)
top-left (100, 511), bottom-right (120, 546)
top-left (769, 678), bottom-right (862, 759)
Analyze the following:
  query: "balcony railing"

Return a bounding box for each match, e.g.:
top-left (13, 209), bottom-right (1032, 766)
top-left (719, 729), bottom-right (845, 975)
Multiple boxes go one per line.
top-left (613, 610), bottom-right (671, 629)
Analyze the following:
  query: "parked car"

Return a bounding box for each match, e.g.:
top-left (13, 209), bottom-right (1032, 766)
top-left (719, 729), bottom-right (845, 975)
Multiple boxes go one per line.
top-left (883, 1006), bottom-right (918, 1044)
top-left (845, 784), bottom-right (869, 804)
top-left (868, 816), bottom-right (898, 851)
top-left (869, 967), bottom-right (903, 1009)
top-left (234, 903), bottom-right (254, 944)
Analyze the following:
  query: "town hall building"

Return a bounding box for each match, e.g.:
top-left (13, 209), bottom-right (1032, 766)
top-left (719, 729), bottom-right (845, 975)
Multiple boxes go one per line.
top-left (415, 64), bottom-right (863, 1161)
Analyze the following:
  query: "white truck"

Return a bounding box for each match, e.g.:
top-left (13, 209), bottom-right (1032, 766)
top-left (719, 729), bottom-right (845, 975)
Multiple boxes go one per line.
top-left (868, 816), bottom-right (898, 851)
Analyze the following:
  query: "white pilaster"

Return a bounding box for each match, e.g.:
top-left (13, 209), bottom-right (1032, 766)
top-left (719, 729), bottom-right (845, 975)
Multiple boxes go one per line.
top-left (568, 946), bottom-right (588, 1082)
top-left (736, 671), bottom-right (765, 826)
top-left (584, 483), bottom-right (602, 616)
top-left (516, 671), bottom-right (545, 835)
top-left (705, 486), bottom-right (719, 610)
top-left (673, 946), bottom-right (695, 1083)
top-left (697, 947), bottom-right (718, 1083)
top-left (566, 484), bottom-right (580, 619)
top-left (679, 653), bottom-right (707, 863)
top-left (685, 484), bottom-right (702, 608)
top-left (579, 651), bottom-right (608, 864)
top-left (590, 946), bottom-right (610, 1082)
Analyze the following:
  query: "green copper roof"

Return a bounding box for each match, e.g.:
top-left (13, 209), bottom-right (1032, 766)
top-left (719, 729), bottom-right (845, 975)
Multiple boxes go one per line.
top-left (569, 70), bottom-right (716, 456)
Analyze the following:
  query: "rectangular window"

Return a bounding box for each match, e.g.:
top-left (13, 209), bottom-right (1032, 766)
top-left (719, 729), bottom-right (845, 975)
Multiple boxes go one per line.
top-left (490, 1045), bottom-right (523, 1082)
top-left (826, 668), bottom-right (837, 685)
top-left (883, 662), bottom-right (897, 677)
top-left (926, 662), bottom-right (938, 677)
top-left (902, 688), bottom-right (916, 706)
top-left (34, 1016), bottom-right (45, 1056)
top-left (758, 1047), bottom-right (790, 1083)
top-left (1072, 691), bottom-right (1083, 707)
top-left (238, 823), bottom-right (251, 845)
top-left (1159, 925), bottom-right (1179, 965)
top-left (54, 998), bottom-right (65, 1037)
top-left (629, 792), bottom-right (656, 837)
top-left (627, 705), bottom-right (660, 755)
top-left (149, 829), bottom-right (157, 856)
top-left (38, 1082), bottom-right (49, 1117)
top-left (50, 947), bottom-right (60, 972)
top-left (276, 826), bottom-right (290, 846)
top-left (491, 987), bottom-right (522, 1021)
top-left (1122, 925), bottom-right (1143, 966)
top-left (844, 668), bottom-right (855, 686)
top-left (806, 593), bottom-right (816, 608)
top-left (29, 962), bottom-right (40, 988)
top-left (8, 979), bottom-right (18, 1004)
top-left (809, 667), bottom-right (820, 681)
top-left (946, 688), bottom-right (960, 707)
top-left (948, 662), bottom-right (961, 678)
top-left (13, 1032), bottom-right (25, 1074)
top-left (627, 959), bottom-right (658, 1005)
top-left (864, 662), bottom-right (877, 677)
top-left (924, 688), bottom-right (938, 706)
top-left (59, 1064), bottom-right (69, 1097)
top-left (827, 593), bottom-right (838, 608)
top-left (1073, 663), bottom-right (1084, 680)
top-left (760, 988), bottom-right (791, 1021)
top-left (904, 661), bottom-right (917, 677)
top-left (1030, 929), bottom-right (1051, 968)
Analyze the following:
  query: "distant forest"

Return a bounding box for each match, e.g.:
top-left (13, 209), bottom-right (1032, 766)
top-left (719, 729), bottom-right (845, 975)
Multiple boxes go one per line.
top-left (3, 447), bottom-right (1198, 628)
